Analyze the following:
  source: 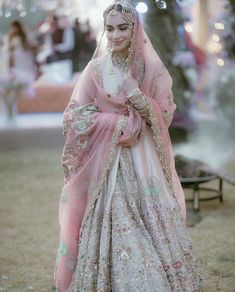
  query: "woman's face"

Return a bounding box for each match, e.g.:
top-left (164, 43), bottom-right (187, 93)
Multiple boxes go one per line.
top-left (105, 11), bottom-right (132, 56)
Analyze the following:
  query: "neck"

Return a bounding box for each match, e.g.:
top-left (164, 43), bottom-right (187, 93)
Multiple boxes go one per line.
top-left (113, 48), bottom-right (129, 58)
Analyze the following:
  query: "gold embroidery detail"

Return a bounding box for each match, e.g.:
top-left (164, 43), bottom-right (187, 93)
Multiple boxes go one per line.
top-left (135, 58), bottom-right (145, 84)
top-left (92, 59), bottom-right (103, 86)
top-left (78, 116), bottom-right (128, 242)
top-left (145, 97), bottom-right (173, 192)
top-left (72, 147), bottom-right (204, 291)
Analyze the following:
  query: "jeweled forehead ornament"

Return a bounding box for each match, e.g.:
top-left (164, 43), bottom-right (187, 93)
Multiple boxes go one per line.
top-left (109, 0), bottom-right (135, 29)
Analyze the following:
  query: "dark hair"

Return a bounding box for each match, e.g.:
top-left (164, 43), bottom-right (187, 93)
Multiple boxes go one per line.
top-left (114, 4), bottom-right (123, 12)
top-left (52, 15), bottom-right (59, 23)
top-left (9, 21), bottom-right (29, 49)
top-left (103, 4), bottom-right (116, 24)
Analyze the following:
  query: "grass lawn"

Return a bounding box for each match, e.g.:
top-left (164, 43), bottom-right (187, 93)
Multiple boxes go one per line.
top-left (0, 148), bottom-right (235, 291)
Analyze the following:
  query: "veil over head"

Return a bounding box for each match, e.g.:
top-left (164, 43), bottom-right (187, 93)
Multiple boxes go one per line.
top-left (93, 0), bottom-right (167, 83)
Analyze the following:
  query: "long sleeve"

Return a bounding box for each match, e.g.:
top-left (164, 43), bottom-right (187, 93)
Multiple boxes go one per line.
top-left (127, 88), bottom-right (151, 125)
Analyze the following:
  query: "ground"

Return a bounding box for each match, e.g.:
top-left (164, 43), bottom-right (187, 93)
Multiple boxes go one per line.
top-left (0, 148), bottom-right (235, 292)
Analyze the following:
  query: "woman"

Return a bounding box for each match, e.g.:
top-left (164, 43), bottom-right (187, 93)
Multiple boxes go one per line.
top-left (6, 21), bottom-right (36, 81)
top-left (55, 1), bottom-right (204, 291)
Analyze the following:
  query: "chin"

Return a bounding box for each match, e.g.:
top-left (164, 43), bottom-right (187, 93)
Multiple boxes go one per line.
top-left (111, 41), bottom-right (129, 52)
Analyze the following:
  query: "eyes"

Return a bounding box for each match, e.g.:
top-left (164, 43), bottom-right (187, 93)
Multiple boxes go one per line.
top-left (106, 26), bottom-right (129, 32)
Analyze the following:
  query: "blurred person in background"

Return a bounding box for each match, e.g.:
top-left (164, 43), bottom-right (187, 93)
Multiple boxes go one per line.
top-left (83, 19), bottom-right (97, 64)
top-left (72, 18), bottom-right (87, 73)
top-left (2, 20), bottom-right (37, 81)
top-left (0, 32), bottom-right (5, 76)
top-left (72, 18), bottom-right (96, 73)
top-left (45, 15), bottom-right (74, 63)
top-left (54, 1), bottom-right (204, 291)
top-left (36, 14), bottom-right (74, 82)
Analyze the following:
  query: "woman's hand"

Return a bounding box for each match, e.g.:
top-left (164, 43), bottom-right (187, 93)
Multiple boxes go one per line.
top-left (121, 70), bottom-right (139, 95)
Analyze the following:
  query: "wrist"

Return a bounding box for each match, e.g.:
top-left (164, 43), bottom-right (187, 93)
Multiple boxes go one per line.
top-left (126, 87), bottom-right (141, 98)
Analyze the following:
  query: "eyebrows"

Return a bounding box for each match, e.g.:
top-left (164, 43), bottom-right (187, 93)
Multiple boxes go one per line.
top-left (105, 23), bottom-right (129, 28)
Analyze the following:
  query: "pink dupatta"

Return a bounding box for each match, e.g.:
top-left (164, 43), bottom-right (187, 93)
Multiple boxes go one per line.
top-left (55, 6), bottom-right (186, 292)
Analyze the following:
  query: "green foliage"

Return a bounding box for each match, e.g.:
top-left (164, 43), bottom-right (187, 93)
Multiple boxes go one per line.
top-left (144, 0), bottom-right (192, 111)
top-left (216, 66), bottom-right (235, 124)
top-left (223, 0), bottom-right (235, 59)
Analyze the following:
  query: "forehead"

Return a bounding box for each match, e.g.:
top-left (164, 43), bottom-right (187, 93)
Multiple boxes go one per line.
top-left (106, 11), bottom-right (129, 26)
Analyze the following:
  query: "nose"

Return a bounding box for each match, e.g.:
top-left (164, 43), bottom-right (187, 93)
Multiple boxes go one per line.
top-left (112, 29), bottom-right (120, 39)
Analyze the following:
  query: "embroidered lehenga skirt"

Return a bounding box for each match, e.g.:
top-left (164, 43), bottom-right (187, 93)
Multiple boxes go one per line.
top-left (72, 128), bottom-right (204, 291)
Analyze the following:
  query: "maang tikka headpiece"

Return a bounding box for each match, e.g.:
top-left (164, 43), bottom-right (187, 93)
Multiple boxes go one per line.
top-left (110, 0), bottom-right (135, 28)
top-left (92, 0), bottom-right (136, 60)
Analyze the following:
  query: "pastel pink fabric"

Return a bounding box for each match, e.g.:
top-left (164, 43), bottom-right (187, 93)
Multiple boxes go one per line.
top-left (55, 8), bottom-right (186, 292)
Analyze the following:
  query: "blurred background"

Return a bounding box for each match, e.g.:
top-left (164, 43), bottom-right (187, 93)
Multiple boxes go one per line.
top-left (0, 0), bottom-right (235, 291)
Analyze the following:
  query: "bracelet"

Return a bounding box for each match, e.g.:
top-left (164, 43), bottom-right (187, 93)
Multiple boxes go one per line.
top-left (128, 92), bottom-right (147, 109)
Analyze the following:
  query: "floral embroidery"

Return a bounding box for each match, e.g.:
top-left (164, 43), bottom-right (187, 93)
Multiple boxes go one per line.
top-left (72, 147), bottom-right (204, 291)
top-left (163, 264), bottom-right (171, 272)
top-left (61, 102), bottom-right (100, 182)
top-left (73, 104), bottom-right (98, 133)
top-left (76, 134), bottom-right (88, 150)
top-left (78, 115), bottom-right (127, 241)
top-left (59, 240), bottom-right (67, 257)
top-left (140, 176), bottom-right (161, 197)
top-left (118, 247), bottom-right (132, 261)
top-left (56, 240), bottom-right (68, 263)
top-left (74, 119), bottom-right (88, 133)
top-left (173, 261), bottom-right (183, 269)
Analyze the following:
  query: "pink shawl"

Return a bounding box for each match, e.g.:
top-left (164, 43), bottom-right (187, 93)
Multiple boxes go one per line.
top-left (55, 9), bottom-right (186, 292)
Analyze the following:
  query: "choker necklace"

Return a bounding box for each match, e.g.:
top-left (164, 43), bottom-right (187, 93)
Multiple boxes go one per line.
top-left (111, 52), bottom-right (129, 72)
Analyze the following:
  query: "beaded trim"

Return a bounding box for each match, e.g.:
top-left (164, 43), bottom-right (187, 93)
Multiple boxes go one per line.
top-left (78, 115), bottom-right (128, 243)
top-left (135, 58), bottom-right (145, 84)
top-left (145, 97), bottom-right (173, 193)
top-left (92, 59), bottom-right (103, 86)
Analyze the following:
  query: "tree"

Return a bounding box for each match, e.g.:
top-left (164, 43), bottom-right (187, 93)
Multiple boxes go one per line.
top-left (143, 0), bottom-right (193, 114)
top-left (223, 0), bottom-right (235, 60)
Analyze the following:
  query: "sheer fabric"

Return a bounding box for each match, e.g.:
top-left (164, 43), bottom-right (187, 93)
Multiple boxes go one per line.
top-left (54, 6), bottom-right (204, 291)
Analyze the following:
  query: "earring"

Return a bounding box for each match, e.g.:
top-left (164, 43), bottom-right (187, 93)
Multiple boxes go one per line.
top-left (128, 46), bottom-right (134, 57)
top-left (128, 43), bottom-right (135, 64)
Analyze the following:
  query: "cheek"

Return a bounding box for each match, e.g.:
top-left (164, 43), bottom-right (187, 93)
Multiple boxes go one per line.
top-left (123, 30), bottom-right (132, 42)
top-left (106, 31), bottom-right (112, 41)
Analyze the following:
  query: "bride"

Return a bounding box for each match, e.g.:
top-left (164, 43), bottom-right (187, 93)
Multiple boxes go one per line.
top-left (54, 1), bottom-right (204, 291)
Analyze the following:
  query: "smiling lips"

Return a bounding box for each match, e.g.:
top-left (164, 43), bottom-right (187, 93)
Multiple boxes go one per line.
top-left (112, 40), bottom-right (123, 46)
